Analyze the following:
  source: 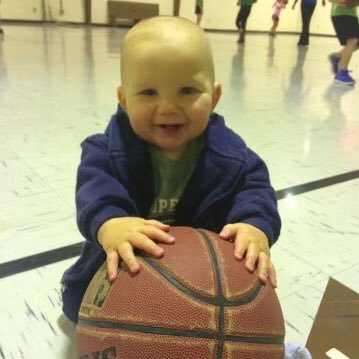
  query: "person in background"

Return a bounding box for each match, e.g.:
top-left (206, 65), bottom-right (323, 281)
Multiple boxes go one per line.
top-left (195, 0), bottom-right (204, 25)
top-left (292, 0), bottom-right (326, 46)
top-left (0, 0), bottom-right (4, 35)
top-left (330, 0), bottom-right (358, 5)
top-left (269, 0), bottom-right (288, 36)
top-left (328, 0), bottom-right (359, 85)
top-left (235, 0), bottom-right (257, 43)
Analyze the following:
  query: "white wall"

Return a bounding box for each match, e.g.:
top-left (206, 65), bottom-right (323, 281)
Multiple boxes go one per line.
top-left (1, 0), bottom-right (43, 21)
top-left (1, 0), bottom-right (84, 22)
top-left (91, 0), bottom-right (174, 24)
top-left (1, 0), bottom-right (336, 36)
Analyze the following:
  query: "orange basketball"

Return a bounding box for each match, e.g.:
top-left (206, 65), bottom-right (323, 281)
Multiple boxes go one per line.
top-left (76, 226), bottom-right (285, 358)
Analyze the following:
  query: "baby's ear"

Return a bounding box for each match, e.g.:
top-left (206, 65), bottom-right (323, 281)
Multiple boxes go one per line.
top-left (117, 86), bottom-right (127, 111)
top-left (211, 82), bottom-right (222, 110)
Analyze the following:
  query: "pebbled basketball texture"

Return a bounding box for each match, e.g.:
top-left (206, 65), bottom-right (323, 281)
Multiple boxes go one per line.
top-left (76, 226), bottom-right (285, 359)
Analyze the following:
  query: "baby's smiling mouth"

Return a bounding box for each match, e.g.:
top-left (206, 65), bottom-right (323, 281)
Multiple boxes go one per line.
top-left (156, 124), bottom-right (184, 135)
top-left (158, 124), bottom-right (182, 129)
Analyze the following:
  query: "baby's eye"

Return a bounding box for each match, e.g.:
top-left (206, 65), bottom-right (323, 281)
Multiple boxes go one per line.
top-left (180, 87), bottom-right (197, 95)
top-left (139, 89), bottom-right (157, 96)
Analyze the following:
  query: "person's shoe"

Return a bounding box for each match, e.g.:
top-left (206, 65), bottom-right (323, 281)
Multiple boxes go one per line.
top-left (297, 41), bottom-right (308, 46)
top-left (334, 69), bottom-right (356, 86)
top-left (328, 53), bottom-right (340, 74)
top-left (0, 28), bottom-right (4, 34)
top-left (268, 31), bottom-right (276, 37)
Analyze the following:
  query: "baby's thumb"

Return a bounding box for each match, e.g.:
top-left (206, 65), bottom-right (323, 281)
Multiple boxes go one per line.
top-left (219, 224), bottom-right (235, 238)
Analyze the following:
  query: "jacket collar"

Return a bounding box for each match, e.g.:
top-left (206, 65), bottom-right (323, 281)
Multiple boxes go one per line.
top-left (105, 105), bottom-right (247, 221)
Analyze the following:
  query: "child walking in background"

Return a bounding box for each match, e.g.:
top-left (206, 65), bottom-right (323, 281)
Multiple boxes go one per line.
top-left (235, 0), bottom-right (257, 43)
top-left (269, 0), bottom-right (288, 36)
top-left (195, 0), bottom-right (203, 25)
top-left (328, 0), bottom-right (359, 85)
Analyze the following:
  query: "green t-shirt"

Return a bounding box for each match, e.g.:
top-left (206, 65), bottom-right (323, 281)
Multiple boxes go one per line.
top-left (149, 136), bottom-right (204, 224)
top-left (331, 3), bottom-right (358, 17)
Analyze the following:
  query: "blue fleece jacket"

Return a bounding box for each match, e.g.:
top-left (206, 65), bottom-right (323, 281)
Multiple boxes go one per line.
top-left (61, 106), bottom-right (281, 322)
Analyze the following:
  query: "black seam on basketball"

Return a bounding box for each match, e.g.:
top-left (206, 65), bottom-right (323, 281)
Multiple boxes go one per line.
top-left (141, 231), bottom-right (263, 307)
top-left (217, 307), bottom-right (225, 359)
top-left (198, 229), bottom-right (265, 303)
top-left (197, 229), bottom-right (224, 301)
top-left (197, 229), bottom-right (225, 359)
top-left (77, 319), bottom-right (284, 344)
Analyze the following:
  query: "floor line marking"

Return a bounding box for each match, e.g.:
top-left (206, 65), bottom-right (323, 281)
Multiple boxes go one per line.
top-left (1, 170), bottom-right (359, 278)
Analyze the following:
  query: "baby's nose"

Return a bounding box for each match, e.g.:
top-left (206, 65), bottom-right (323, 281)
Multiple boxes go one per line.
top-left (157, 98), bottom-right (178, 115)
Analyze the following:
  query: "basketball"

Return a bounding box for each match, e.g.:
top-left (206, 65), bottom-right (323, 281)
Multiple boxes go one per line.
top-left (76, 226), bottom-right (285, 358)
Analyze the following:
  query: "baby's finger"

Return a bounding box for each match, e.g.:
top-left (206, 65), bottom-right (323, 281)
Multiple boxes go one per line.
top-left (219, 223), bottom-right (237, 239)
top-left (233, 236), bottom-right (249, 260)
top-left (130, 232), bottom-right (165, 257)
top-left (256, 251), bottom-right (270, 283)
top-left (106, 249), bottom-right (120, 281)
top-left (244, 242), bottom-right (260, 272)
top-left (141, 226), bottom-right (175, 244)
top-left (118, 242), bottom-right (141, 274)
top-left (145, 219), bottom-right (170, 231)
top-left (268, 261), bottom-right (277, 288)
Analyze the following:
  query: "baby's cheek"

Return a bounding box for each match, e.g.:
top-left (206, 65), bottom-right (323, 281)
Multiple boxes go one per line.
top-left (192, 94), bottom-right (213, 114)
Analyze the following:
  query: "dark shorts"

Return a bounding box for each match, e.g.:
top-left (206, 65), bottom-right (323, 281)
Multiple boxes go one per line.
top-left (331, 15), bottom-right (359, 45)
top-left (195, 5), bottom-right (203, 15)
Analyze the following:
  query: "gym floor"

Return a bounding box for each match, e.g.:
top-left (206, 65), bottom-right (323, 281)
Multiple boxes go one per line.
top-left (0, 24), bottom-right (358, 358)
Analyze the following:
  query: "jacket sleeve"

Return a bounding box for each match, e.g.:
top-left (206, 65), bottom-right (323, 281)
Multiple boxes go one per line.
top-left (76, 134), bottom-right (137, 244)
top-left (226, 148), bottom-right (281, 247)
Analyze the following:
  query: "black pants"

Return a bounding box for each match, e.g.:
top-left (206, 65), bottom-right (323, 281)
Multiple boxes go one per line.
top-left (299, 2), bottom-right (316, 43)
top-left (235, 5), bottom-right (252, 31)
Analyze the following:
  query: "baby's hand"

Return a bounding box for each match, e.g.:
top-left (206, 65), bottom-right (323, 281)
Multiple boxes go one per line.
top-left (219, 223), bottom-right (277, 288)
top-left (98, 217), bottom-right (175, 281)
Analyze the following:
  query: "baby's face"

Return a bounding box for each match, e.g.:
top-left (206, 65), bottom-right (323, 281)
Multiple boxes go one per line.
top-left (118, 24), bottom-right (221, 159)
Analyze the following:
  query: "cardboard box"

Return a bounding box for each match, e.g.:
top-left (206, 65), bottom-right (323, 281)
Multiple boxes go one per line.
top-left (306, 278), bottom-right (359, 358)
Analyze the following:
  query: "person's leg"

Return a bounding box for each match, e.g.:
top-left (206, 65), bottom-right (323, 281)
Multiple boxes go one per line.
top-left (337, 37), bottom-right (358, 70)
top-left (237, 5), bottom-right (252, 43)
top-left (334, 39), bottom-right (358, 85)
top-left (328, 51), bottom-right (341, 74)
top-left (270, 18), bottom-right (279, 34)
top-left (330, 16), bottom-right (359, 84)
top-left (195, 5), bottom-right (203, 25)
top-left (328, 16), bottom-right (343, 74)
top-left (235, 6), bottom-right (244, 28)
top-left (236, 6), bottom-right (245, 42)
top-left (299, 3), bottom-right (316, 45)
top-left (0, 0), bottom-right (3, 34)
top-left (241, 6), bottom-right (252, 30)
